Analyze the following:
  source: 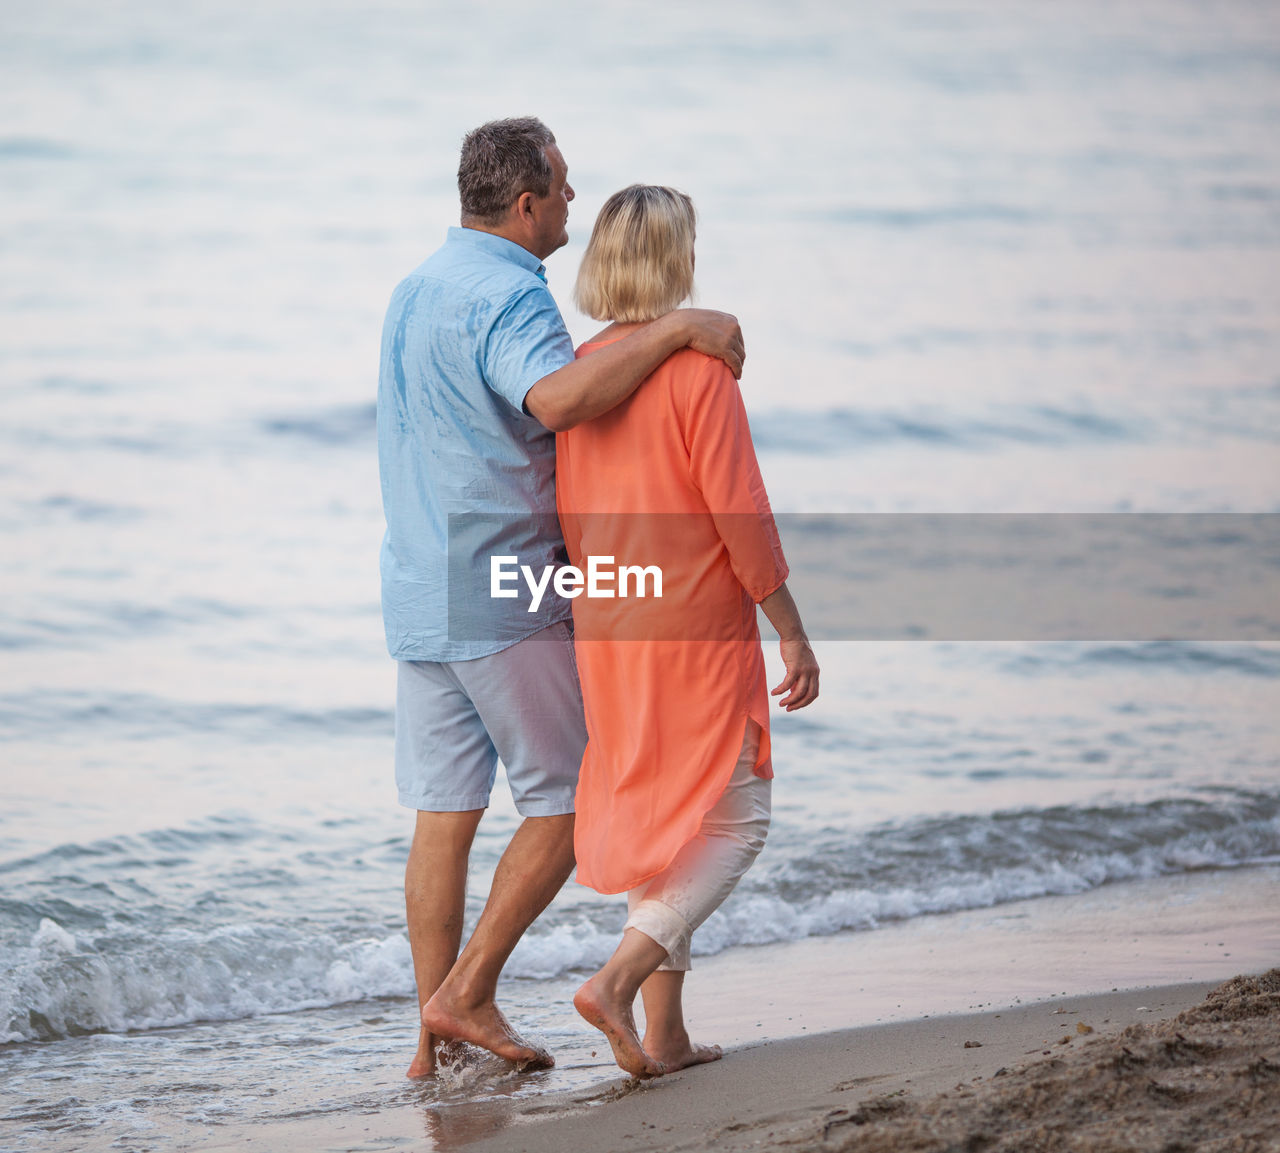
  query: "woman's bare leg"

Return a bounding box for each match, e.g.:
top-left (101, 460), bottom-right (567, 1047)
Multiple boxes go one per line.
top-left (573, 928), bottom-right (669, 1078)
top-left (638, 970), bottom-right (722, 1071)
top-left (582, 723), bottom-right (765, 1078)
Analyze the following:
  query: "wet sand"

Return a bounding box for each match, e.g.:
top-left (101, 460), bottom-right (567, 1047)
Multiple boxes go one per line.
top-left (190, 975), bottom-right (1278, 1153)
top-left (461, 972), bottom-right (1280, 1153)
top-left (188, 867), bottom-right (1279, 1153)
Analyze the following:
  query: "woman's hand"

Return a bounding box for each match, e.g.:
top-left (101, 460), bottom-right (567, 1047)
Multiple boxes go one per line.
top-left (759, 582), bottom-right (819, 711)
top-left (771, 637), bottom-right (820, 711)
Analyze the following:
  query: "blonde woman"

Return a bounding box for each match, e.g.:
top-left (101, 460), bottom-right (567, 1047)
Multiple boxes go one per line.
top-left (556, 185), bottom-right (820, 1077)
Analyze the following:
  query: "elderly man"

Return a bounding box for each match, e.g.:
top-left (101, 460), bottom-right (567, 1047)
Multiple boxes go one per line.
top-left (377, 117), bottom-right (744, 1077)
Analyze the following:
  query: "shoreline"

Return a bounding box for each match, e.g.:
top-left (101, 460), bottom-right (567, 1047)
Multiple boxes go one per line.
top-left (190, 979), bottom-right (1249, 1153)
top-left (186, 865), bottom-right (1280, 1153)
top-left (458, 970), bottom-right (1280, 1153)
top-left (466, 981), bottom-right (1227, 1153)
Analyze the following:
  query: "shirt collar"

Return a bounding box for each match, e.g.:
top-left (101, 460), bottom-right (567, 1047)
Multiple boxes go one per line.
top-left (448, 226), bottom-right (547, 282)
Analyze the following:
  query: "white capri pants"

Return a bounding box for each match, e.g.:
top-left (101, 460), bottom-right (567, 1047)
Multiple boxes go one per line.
top-left (624, 721), bottom-right (771, 972)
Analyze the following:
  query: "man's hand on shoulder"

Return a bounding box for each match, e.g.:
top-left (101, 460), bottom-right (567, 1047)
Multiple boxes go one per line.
top-left (526, 308), bottom-right (745, 432)
top-left (673, 309), bottom-right (745, 378)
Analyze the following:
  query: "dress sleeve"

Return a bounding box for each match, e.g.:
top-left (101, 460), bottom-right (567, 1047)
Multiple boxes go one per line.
top-left (682, 356), bottom-right (789, 602)
top-left (480, 284), bottom-right (575, 413)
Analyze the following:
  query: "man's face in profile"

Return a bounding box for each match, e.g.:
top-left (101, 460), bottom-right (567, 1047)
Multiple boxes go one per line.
top-left (530, 144), bottom-right (574, 259)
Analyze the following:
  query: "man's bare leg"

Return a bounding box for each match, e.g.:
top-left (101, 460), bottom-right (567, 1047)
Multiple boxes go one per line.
top-left (573, 928), bottom-right (669, 1078)
top-left (421, 812), bottom-right (575, 1068)
top-left (638, 970), bottom-right (723, 1072)
top-left (405, 808), bottom-right (484, 1079)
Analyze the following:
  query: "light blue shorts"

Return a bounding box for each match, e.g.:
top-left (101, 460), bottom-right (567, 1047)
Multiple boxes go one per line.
top-left (394, 621), bottom-right (586, 816)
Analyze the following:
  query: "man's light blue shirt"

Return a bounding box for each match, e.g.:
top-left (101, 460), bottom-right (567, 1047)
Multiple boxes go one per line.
top-left (378, 227), bottom-right (575, 661)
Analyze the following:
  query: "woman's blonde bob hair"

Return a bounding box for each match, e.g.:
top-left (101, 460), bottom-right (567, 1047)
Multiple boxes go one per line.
top-left (574, 185), bottom-right (696, 323)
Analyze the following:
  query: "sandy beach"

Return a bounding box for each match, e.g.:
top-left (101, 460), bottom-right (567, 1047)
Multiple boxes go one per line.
top-left (186, 867), bottom-right (1280, 1153)
top-left (456, 972), bottom-right (1280, 1153)
top-left (5, 4), bottom-right (1280, 1151)
top-left (186, 973), bottom-right (1280, 1153)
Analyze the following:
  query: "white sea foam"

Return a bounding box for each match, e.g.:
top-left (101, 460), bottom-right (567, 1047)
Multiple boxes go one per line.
top-left (4, 799), bottom-right (1276, 1045)
top-left (0, 920), bottom-right (415, 1044)
top-left (506, 917), bottom-right (616, 979)
top-left (32, 917), bottom-right (78, 953)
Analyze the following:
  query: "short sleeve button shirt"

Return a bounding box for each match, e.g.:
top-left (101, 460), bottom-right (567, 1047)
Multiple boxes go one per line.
top-left (377, 227), bottom-right (575, 661)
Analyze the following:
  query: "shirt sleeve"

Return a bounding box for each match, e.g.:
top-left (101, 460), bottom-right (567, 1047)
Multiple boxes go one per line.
top-left (554, 430), bottom-right (584, 569)
top-left (480, 284), bottom-right (575, 413)
top-left (682, 356), bottom-right (790, 603)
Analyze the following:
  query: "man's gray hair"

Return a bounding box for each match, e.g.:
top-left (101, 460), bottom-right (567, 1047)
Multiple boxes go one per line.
top-left (458, 117), bottom-right (556, 224)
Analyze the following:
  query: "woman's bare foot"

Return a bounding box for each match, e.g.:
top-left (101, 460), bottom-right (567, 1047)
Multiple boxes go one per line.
top-left (421, 989), bottom-right (553, 1071)
top-left (644, 1031), bottom-right (723, 1073)
top-left (574, 975), bottom-right (667, 1078)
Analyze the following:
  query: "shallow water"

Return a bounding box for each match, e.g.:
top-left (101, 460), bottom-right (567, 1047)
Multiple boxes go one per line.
top-left (2, 0), bottom-right (1279, 1148)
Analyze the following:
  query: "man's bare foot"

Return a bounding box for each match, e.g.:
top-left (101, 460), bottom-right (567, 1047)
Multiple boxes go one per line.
top-left (421, 990), bottom-right (553, 1071)
top-left (406, 1024), bottom-right (438, 1079)
top-left (645, 1031), bottom-right (723, 1073)
top-left (574, 975), bottom-right (667, 1078)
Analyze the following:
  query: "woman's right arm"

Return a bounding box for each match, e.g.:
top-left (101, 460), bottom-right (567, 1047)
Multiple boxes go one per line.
top-left (679, 356), bottom-right (819, 710)
top-left (758, 582), bottom-right (820, 711)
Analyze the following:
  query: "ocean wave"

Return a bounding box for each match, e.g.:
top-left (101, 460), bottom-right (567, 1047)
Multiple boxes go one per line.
top-left (751, 403), bottom-right (1145, 454)
top-left (14, 384), bottom-right (1276, 472)
top-left (988, 641), bottom-right (1280, 678)
top-left (0, 137), bottom-right (77, 161)
top-left (2, 791), bottom-right (1275, 1043)
top-left (0, 598), bottom-right (248, 651)
top-left (0, 919), bottom-right (414, 1044)
top-left (754, 791), bottom-right (1280, 907)
top-left (28, 495), bottom-right (145, 524)
top-left (0, 818), bottom-right (270, 883)
top-left (10, 398), bottom-right (1142, 462)
top-left (0, 425), bottom-right (180, 459)
top-left (0, 400), bottom-right (377, 461)
top-left (753, 384), bottom-right (1280, 456)
top-left (258, 403), bottom-right (376, 447)
top-left (36, 374), bottom-right (115, 394)
top-left (806, 204), bottom-right (1041, 229)
top-left (0, 690), bottom-right (392, 742)
top-left (683, 792), bottom-right (1280, 958)
top-left (558, 789), bottom-right (1280, 963)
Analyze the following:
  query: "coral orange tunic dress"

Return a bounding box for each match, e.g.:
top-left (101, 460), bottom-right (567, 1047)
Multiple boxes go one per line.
top-left (556, 344), bottom-right (788, 895)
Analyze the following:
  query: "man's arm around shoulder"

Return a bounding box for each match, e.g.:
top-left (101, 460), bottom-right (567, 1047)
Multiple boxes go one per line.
top-left (524, 309), bottom-right (745, 432)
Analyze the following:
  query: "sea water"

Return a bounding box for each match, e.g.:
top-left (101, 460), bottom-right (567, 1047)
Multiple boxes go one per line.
top-left (2, 0), bottom-right (1279, 1148)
